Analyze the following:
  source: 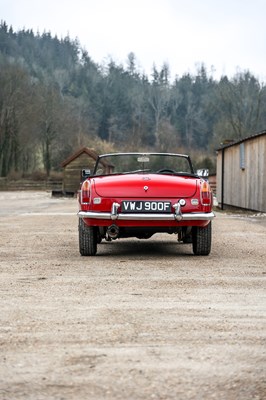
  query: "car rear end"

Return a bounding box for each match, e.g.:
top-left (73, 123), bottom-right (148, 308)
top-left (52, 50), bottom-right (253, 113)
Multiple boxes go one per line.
top-left (78, 153), bottom-right (214, 256)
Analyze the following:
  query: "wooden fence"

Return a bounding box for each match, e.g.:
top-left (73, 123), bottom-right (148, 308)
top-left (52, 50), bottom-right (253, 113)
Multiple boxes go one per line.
top-left (0, 178), bottom-right (62, 191)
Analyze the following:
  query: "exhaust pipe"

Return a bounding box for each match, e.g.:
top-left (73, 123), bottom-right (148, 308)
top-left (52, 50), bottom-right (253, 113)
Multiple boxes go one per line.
top-left (106, 224), bottom-right (119, 239)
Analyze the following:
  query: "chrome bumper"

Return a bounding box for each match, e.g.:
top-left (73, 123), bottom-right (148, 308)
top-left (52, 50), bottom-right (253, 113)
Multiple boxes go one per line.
top-left (78, 202), bottom-right (215, 222)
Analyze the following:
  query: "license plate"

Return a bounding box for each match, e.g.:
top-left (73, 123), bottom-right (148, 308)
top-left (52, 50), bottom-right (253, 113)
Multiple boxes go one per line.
top-left (121, 201), bottom-right (171, 213)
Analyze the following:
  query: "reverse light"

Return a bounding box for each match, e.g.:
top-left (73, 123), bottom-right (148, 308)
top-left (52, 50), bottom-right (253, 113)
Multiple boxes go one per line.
top-left (81, 180), bottom-right (91, 204)
top-left (93, 197), bottom-right (101, 204)
top-left (200, 180), bottom-right (212, 206)
top-left (191, 198), bottom-right (199, 206)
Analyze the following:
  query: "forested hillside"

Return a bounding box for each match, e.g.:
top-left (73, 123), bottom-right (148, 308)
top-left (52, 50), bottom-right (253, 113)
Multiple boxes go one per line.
top-left (0, 21), bottom-right (265, 177)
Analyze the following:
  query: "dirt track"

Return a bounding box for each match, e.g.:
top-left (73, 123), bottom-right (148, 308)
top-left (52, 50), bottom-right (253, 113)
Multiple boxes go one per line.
top-left (0, 191), bottom-right (265, 400)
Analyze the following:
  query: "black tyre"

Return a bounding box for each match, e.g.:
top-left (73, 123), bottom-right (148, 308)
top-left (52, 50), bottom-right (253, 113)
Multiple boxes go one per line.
top-left (79, 219), bottom-right (97, 256)
top-left (192, 222), bottom-right (212, 256)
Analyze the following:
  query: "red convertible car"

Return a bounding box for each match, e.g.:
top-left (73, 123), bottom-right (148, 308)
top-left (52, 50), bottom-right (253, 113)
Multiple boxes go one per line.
top-left (78, 152), bottom-right (215, 256)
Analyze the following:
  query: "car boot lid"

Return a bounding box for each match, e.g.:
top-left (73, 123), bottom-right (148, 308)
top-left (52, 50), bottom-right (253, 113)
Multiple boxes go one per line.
top-left (93, 174), bottom-right (198, 198)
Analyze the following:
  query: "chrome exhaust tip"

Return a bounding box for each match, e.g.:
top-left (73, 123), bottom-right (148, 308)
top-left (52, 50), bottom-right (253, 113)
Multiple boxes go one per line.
top-left (106, 224), bottom-right (119, 239)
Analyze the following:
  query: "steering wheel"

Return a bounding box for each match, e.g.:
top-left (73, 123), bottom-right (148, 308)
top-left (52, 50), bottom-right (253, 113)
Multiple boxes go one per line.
top-left (156, 168), bottom-right (175, 174)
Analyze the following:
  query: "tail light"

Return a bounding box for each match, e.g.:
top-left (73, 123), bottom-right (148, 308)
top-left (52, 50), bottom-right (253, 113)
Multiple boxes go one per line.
top-left (200, 180), bottom-right (212, 206)
top-left (81, 180), bottom-right (91, 204)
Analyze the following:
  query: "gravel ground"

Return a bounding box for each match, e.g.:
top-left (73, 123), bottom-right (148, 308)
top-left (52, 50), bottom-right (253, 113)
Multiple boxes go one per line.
top-left (0, 191), bottom-right (265, 400)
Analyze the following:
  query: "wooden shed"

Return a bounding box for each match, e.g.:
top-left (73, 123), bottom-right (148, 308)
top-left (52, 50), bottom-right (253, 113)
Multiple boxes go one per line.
top-left (61, 147), bottom-right (99, 194)
top-left (216, 130), bottom-right (266, 212)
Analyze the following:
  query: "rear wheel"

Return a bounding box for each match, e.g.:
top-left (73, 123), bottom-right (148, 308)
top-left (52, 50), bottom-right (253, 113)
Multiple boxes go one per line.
top-left (192, 222), bottom-right (212, 256)
top-left (79, 219), bottom-right (97, 256)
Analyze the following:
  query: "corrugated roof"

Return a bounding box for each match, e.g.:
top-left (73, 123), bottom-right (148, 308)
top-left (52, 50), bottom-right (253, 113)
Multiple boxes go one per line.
top-left (216, 129), bottom-right (266, 151)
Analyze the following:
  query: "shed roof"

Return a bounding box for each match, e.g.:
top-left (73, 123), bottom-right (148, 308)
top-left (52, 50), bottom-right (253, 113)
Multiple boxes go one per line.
top-left (61, 147), bottom-right (99, 168)
top-left (216, 129), bottom-right (266, 151)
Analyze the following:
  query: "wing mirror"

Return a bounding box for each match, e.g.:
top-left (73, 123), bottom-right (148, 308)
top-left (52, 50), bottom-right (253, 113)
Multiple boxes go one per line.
top-left (196, 169), bottom-right (209, 178)
top-left (81, 168), bottom-right (91, 181)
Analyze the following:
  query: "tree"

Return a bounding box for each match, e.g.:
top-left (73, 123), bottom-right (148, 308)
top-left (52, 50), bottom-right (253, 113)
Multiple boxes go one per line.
top-left (35, 84), bottom-right (62, 177)
top-left (127, 52), bottom-right (138, 76)
top-left (148, 63), bottom-right (171, 148)
top-left (0, 63), bottom-right (37, 176)
top-left (216, 72), bottom-right (265, 140)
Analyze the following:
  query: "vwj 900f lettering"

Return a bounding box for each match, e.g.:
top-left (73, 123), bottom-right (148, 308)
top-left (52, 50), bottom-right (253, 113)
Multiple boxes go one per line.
top-left (78, 153), bottom-right (215, 256)
top-left (121, 201), bottom-right (171, 213)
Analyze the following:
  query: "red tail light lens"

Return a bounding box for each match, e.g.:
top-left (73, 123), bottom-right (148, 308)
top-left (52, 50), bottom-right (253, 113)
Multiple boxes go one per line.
top-left (82, 180), bottom-right (91, 204)
top-left (200, 180), bottom-right (212, 206)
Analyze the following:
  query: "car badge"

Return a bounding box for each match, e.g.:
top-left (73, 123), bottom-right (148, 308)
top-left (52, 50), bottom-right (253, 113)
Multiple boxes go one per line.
top-left (144, 186), bottom-right (149, 191)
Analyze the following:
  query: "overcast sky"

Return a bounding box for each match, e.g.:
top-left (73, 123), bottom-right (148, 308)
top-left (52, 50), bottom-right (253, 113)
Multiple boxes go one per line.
top-left (1, 0), bottom-right (266, 81)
